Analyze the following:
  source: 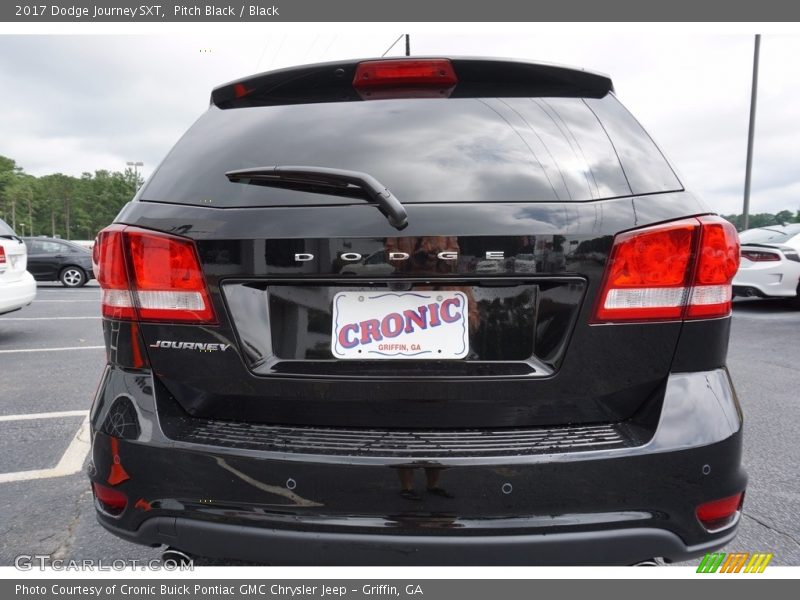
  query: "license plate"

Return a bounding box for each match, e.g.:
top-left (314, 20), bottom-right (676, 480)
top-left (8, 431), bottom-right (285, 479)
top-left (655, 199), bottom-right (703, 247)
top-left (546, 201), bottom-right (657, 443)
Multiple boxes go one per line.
top-left (331, 291), bottom-right (469, 359)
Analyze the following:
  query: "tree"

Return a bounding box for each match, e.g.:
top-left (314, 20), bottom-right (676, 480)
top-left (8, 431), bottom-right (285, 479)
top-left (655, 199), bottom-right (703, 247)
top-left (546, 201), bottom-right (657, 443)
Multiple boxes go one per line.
top-left (718, 211), bottom-right (799, 231)
top-left (0, 155), bottom-right (147, 238)
top-left (0, 156), bottom-right (24, 227)
top-left (2, 174), bottom-right (37, 235)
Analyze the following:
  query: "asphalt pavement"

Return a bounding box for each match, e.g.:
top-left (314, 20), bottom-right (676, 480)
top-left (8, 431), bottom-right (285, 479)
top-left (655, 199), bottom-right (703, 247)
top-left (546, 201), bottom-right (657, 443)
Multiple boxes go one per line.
top-left (0, 284), bottom-right (798, 566)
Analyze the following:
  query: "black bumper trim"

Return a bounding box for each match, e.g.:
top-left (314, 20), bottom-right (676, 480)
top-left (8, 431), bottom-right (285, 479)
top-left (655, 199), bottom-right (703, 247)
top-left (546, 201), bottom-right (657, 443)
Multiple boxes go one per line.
top-left (98, 515), bottom-right (737, 566)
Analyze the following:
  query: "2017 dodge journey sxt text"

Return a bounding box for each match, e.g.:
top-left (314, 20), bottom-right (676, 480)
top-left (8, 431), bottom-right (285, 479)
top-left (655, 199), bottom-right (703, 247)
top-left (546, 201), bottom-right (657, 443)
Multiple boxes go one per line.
top-left (88, 57), bottom-right (746, 565)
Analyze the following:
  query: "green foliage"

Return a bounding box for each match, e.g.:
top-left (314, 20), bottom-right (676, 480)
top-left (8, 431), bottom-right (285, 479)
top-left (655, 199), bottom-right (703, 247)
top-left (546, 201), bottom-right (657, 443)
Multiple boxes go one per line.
top-left (0, 155), bottom-right (141, 239)
top-left (718, 211), bottom-right (800, 231)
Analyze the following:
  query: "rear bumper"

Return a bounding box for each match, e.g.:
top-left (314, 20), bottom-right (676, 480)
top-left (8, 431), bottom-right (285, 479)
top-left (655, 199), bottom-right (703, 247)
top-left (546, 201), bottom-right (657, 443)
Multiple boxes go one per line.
top-left (89, 367), bottom-right (746, 565)
top-left (0, 271), bottom-right (36, 314)
top-left (733, 260), bottom-right (800, 298)
top-left (97, 514), bottom-right (739, 566)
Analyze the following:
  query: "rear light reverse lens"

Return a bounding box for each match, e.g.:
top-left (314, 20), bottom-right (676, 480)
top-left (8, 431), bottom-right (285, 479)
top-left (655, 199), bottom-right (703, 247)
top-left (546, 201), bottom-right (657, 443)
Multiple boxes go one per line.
top-left (696, 492), bottom-right (744, 531)
top-left (94, 225), bottom-right (215, 323)
top-left (594, 215), bottom-right (739, 323)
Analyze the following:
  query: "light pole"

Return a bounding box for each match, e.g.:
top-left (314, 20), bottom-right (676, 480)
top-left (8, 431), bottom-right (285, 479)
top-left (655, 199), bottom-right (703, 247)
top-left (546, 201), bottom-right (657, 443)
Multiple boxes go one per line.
top-left (126, 161), bottom-right (144, 192)
top-left (742, 34), bottom-right (760, 231)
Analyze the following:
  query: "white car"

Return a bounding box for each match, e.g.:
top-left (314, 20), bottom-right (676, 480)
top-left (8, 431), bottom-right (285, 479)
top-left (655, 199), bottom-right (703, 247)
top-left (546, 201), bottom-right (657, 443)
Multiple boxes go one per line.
top-left (733, 223), bottom-right (800, 307)
top-left (0, 218), bottom-right (36, 315)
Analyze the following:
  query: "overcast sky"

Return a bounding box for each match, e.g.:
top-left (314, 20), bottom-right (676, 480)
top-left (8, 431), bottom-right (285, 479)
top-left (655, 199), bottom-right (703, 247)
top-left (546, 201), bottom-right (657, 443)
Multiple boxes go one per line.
top-left (0, 33), bottom-right (798, 216)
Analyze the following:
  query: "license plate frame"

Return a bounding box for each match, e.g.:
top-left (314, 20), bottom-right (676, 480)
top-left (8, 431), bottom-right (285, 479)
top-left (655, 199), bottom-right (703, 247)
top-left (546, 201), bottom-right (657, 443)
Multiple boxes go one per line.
top-left (331, 290), bottom-right (469, 360)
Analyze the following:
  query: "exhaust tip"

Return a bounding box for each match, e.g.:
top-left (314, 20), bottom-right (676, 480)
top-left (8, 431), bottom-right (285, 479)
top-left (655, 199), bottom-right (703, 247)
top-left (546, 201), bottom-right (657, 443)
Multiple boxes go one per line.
top-left (161, 548), bottom-right (194, 567)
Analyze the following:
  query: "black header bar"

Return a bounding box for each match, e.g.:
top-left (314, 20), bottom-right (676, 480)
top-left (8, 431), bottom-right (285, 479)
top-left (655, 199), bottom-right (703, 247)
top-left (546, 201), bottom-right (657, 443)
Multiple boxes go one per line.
top-left (3, 1), bottom-right (800, 22)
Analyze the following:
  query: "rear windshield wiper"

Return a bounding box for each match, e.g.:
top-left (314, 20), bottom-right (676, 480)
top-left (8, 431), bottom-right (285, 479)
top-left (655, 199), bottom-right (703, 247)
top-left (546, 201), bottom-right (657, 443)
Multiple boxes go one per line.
top-left (225, 165), bottom-right (408, 230)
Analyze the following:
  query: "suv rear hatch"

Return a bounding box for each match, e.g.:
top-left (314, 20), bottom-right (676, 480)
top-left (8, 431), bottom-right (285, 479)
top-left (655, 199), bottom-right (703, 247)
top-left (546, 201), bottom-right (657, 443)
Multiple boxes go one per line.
top-left (102, 58), bottom-right (732, 430)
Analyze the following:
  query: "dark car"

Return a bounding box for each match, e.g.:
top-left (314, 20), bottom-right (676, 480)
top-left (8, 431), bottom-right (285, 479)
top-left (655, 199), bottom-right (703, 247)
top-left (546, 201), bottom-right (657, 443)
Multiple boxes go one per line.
top-left (22, 237), bottom-right (94, 287)
top-left (88, 57), bottom-right (745, 565)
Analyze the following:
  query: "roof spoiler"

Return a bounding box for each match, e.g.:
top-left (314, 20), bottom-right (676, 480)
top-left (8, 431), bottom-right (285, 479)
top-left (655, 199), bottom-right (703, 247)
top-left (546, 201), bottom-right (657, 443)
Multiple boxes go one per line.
top-left (211, 57), bottom-right (614, 109)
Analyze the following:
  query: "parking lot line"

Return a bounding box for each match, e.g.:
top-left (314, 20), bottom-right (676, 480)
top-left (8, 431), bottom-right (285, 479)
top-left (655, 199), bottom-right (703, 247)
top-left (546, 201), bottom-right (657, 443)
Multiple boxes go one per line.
top-left (0, 415), bottom-right (90, 484)
top-left (0, 346), bottom-right (104, 354)
top-left (0, 410), bottom-right (89, 422)
top-left (0, 316), bottom-right (101, 321)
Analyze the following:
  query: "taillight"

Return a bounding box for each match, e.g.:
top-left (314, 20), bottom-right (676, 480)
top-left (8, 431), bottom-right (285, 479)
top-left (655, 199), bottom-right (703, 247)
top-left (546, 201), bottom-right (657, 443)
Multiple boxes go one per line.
top-left (94, 225), bottom-right (215, 323)
top-left (741, 249), bottom-right (780, 262)
top-left (593, 215), bottom-right (739, 323)
top-left (95, 225), bottom-right (136, 320)
top-left (0, 246), bottom-right (6, 265)
top-left (126, 229), bottom-right (215, 322)
top-left (353, 59), bottom-right (458, 100)
top-left (696, 492), bottom-right (744, 531)
top-left (686, 216), bottom-right (740, 319)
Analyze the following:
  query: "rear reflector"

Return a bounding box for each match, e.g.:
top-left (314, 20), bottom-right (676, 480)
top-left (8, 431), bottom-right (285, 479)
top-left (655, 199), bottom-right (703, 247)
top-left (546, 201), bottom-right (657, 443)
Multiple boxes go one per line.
top-left (353, 59), bottom-right (458, 99)
top-left (741, 249), bottom-right (780, 262)
top-left (93, 482), bottom-right (128, 515)
top-left (593, 215), bottom-right (739, 323)
top-left (696, 492), bottom-right (744, 531)
top-left (94, 225), bottom-right (215, 323)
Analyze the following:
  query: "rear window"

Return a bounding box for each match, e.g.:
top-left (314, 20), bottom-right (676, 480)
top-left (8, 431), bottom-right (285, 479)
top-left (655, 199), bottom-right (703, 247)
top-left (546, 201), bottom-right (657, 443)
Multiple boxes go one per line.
top-left (27, 240), bottom-right (71, 254)
top-left (739, 225), bottom-right (800, 245)
top-left (140, 94), bottom-right (681, 208)
top-left (0, 218), bottom-right (16, 236)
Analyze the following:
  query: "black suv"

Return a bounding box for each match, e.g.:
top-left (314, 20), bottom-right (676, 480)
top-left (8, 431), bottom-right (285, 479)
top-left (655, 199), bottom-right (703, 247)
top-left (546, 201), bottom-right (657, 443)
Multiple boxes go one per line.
top-left (23, 237), bottom-right (94, 287)
top-left (88, 58), bottom-right (745, 565)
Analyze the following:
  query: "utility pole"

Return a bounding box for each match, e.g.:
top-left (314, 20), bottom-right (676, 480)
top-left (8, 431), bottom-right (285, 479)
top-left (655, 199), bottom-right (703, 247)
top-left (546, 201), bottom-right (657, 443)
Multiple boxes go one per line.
top-left (742, 34), bottom-right (760, 231)
top-left (26, 191), bottom-right (33, 237)
top-left (127, 161), bottom-right (144, 192)
top-left (64, 193), bottom-right (71, 241)
top-left (405, 34), bottom-right (410, 56)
